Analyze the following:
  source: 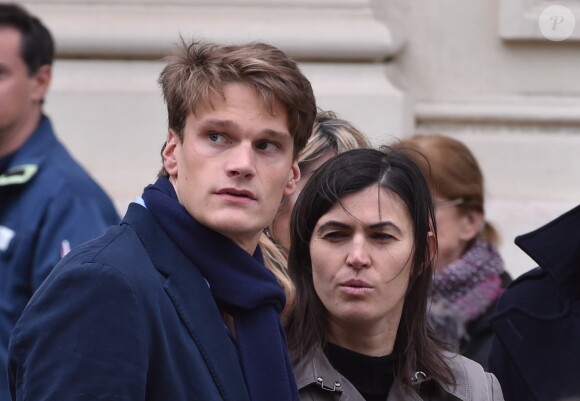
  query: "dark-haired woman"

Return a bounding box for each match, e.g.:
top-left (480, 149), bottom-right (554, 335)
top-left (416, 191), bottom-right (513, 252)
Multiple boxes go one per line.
top-left (284, 148), bottom-right (503, 400)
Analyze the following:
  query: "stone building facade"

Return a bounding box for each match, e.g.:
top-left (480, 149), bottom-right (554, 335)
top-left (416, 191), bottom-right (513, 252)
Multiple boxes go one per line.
top-left (19, 0), bottom-right (580, 277)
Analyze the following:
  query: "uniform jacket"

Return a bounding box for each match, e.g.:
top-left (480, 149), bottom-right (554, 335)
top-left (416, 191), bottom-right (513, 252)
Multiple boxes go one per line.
top-left (8, 203), bottom-right (251, 401)
top-left (489, 204), bottom-right (580, 401)
top-left (0, 116), bottom-right (119, 401)
top-left (295, 349), bottom-right (504, 401)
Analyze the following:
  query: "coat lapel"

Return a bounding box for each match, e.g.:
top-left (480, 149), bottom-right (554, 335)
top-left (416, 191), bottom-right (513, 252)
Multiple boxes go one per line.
top-left (123, 203), bottom-right (250, 401)
top-left (515, 203), bottom-right (580, 301)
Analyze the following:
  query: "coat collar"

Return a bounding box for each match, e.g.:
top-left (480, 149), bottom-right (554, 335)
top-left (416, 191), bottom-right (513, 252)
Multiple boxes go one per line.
top-left (0, 116), bottom-right (56, 188)
top-left (294, 348), bottom-right (482, 401)
top-left (515, 203), bottom-right (580, 300)
top-left (122, 203), bottom-right (251, 401)
top-left (294, 347), bottom-right (360, 401)
top-left (7, 115), bottom-right (57, 170)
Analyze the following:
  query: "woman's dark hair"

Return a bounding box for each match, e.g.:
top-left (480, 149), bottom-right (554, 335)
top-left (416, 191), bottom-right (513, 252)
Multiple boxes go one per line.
top-left (284, 147), bottom-right (454, 389)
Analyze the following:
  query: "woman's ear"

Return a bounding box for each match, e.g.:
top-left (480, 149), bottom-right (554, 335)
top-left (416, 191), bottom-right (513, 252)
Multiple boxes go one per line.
top-left (427, 231), bottom-right (437, 268)
top-left (459, 211), bottom-right (484, 242)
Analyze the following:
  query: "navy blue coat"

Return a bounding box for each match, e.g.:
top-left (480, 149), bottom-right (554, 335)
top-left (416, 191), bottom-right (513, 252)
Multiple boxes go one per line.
top-left (8, 203), bottom-right (251, 401)
top-left (0, 116), bottom-right (119, 401)
top-left (489, 204), bottom-right (580, 401)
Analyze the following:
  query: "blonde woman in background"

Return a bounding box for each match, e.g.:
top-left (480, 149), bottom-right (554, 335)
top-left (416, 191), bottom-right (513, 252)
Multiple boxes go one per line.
top-left (261, 110), bottom-right (371, 308)
top-left (395, 134), bottom-right (511, 370)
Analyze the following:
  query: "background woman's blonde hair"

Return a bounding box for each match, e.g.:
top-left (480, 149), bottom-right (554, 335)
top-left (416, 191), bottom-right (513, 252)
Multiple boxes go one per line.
top-left (261, 110), bottom-right (371, 309)
top-left (298, 110), bottom-right (371, 172)
top-left (396, 134), bottom-right (499, 245)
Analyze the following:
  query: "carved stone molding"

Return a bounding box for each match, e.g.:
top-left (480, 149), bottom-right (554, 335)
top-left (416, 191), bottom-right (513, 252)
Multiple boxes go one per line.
top-left (416, 96), bottom-right (580, 126)
top-left (22, 1), bottom-right (399, 61)
top-left (500, 0), bottom-right (580, 41)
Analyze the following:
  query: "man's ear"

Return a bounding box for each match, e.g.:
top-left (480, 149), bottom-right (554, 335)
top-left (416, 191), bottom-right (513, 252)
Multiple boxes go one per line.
top-left (459, 210), bottom-right (484, 242)
top-left (283, 160), bottom-right (301, 196)
top-left (162, 129), bottom-right (179, 177)
top-left (30, 64), bottom-right (51, 103)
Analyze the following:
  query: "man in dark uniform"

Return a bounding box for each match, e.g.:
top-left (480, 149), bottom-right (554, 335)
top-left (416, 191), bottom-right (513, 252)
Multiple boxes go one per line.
top-left (0, 5), bottom-right (119, 400)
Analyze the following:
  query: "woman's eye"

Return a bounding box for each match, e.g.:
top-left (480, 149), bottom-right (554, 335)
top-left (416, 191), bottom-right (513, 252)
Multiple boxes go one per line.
top-left (373, 232), bottom-right (393, 241)
top-left (256, 141), bottom-right (279, 152)
top-left (322, 231), bottom-right (347, 240)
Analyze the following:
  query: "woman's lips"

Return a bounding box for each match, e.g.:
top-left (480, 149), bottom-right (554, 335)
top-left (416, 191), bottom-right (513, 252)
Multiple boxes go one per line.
top-left (339, 279), bottom-right (373, 296)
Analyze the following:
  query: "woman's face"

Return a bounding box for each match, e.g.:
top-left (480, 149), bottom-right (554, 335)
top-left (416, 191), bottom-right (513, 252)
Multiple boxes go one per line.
top-left (270, 150), bottom-right (336, 251)
top-left (309, 185), bottom-right (415, 341)
top-left (432, 194), bottom-right (480, 271)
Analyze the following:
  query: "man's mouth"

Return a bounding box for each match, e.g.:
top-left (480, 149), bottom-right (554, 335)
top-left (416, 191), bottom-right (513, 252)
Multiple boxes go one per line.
top-left (216, 188), bottom-right (256, 200)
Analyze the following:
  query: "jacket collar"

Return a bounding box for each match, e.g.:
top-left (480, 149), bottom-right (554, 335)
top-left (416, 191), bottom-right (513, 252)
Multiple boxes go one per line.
top-left (122, 203), bottom-right (251, 401)
top-left (515, 203), bottom-right (580, 300)
top-left (294, 348), bottom-right (475, 401)
top-left (8, 116), bottom-right (57, 169)
top-left (0, 116), bottom-right (57, 187)
top-left (294, 347), bottom-right (359, 401)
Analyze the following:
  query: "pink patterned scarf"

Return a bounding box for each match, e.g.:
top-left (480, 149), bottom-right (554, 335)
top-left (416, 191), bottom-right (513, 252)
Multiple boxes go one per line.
top-left (428, 239), bottom-right (506, 350)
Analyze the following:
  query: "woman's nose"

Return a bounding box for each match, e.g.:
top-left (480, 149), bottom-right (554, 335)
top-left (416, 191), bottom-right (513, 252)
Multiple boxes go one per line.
top-left (346, 238), bottom-right (371, 270)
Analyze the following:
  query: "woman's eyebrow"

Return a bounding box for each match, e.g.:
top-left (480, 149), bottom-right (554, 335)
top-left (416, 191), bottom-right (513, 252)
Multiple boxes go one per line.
top-left (315, 221), bottom-right (350, 233)
top-left (368, 221), bottom-right (402, 235)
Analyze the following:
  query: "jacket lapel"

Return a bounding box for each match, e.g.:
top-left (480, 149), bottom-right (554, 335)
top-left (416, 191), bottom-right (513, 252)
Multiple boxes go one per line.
top-left (515, 203), bottom-right (580, 301)
top-left (124, 203), bottom-right (250, 401)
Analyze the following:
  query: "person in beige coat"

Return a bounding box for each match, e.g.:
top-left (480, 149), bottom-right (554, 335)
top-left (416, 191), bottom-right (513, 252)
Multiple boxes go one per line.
top-left (284, 148), bottom-right (504, 401)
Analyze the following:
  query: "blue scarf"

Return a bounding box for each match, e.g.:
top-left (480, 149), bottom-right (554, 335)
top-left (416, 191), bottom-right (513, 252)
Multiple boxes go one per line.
top-left (141, 177), bottom-right (299, 401)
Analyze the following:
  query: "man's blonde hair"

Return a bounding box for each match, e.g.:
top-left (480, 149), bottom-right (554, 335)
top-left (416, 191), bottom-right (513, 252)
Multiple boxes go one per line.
top-left (158, 39), bottom-right (316, 176)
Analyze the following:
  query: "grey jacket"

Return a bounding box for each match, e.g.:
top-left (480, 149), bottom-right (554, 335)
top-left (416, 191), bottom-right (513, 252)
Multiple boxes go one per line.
top-left (294, 349), bottom-right (504, 401)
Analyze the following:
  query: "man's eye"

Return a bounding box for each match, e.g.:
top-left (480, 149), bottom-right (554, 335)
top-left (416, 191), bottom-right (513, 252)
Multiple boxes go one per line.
top-left (209, 132), bottom-right (227, 143)
top-left (256, 141), bottom-right (279, 152)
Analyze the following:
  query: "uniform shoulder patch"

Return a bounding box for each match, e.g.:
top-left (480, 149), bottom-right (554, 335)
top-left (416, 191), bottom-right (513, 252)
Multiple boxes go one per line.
top-left (0, 164), bottom-right (38, 186)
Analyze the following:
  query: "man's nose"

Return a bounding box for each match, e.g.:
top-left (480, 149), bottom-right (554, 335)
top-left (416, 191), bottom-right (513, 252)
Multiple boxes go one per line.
top-left (226, 143), bottom-right (257, 179)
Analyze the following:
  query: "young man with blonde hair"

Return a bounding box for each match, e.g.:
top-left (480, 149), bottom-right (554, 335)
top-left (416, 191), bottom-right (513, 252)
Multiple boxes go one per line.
top-left (8, 39), bottom-right (316, 401)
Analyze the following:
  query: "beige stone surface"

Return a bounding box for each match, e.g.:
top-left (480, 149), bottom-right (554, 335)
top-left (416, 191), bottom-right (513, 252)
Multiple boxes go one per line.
top-left (18, 0), bottom-right (580, 276)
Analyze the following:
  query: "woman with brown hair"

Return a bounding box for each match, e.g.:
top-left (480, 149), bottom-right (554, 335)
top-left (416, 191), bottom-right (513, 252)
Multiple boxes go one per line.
top-left (395, 135), bottom-right (511, 369)
top-left (284, 148), bottom-right (503, 400)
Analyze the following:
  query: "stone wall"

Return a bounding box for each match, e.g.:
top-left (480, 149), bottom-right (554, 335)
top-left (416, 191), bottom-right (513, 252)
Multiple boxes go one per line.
top-left (19, 0), bottom-right (580, 277)
top-left (376, 0), bottom-right (580, 277)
